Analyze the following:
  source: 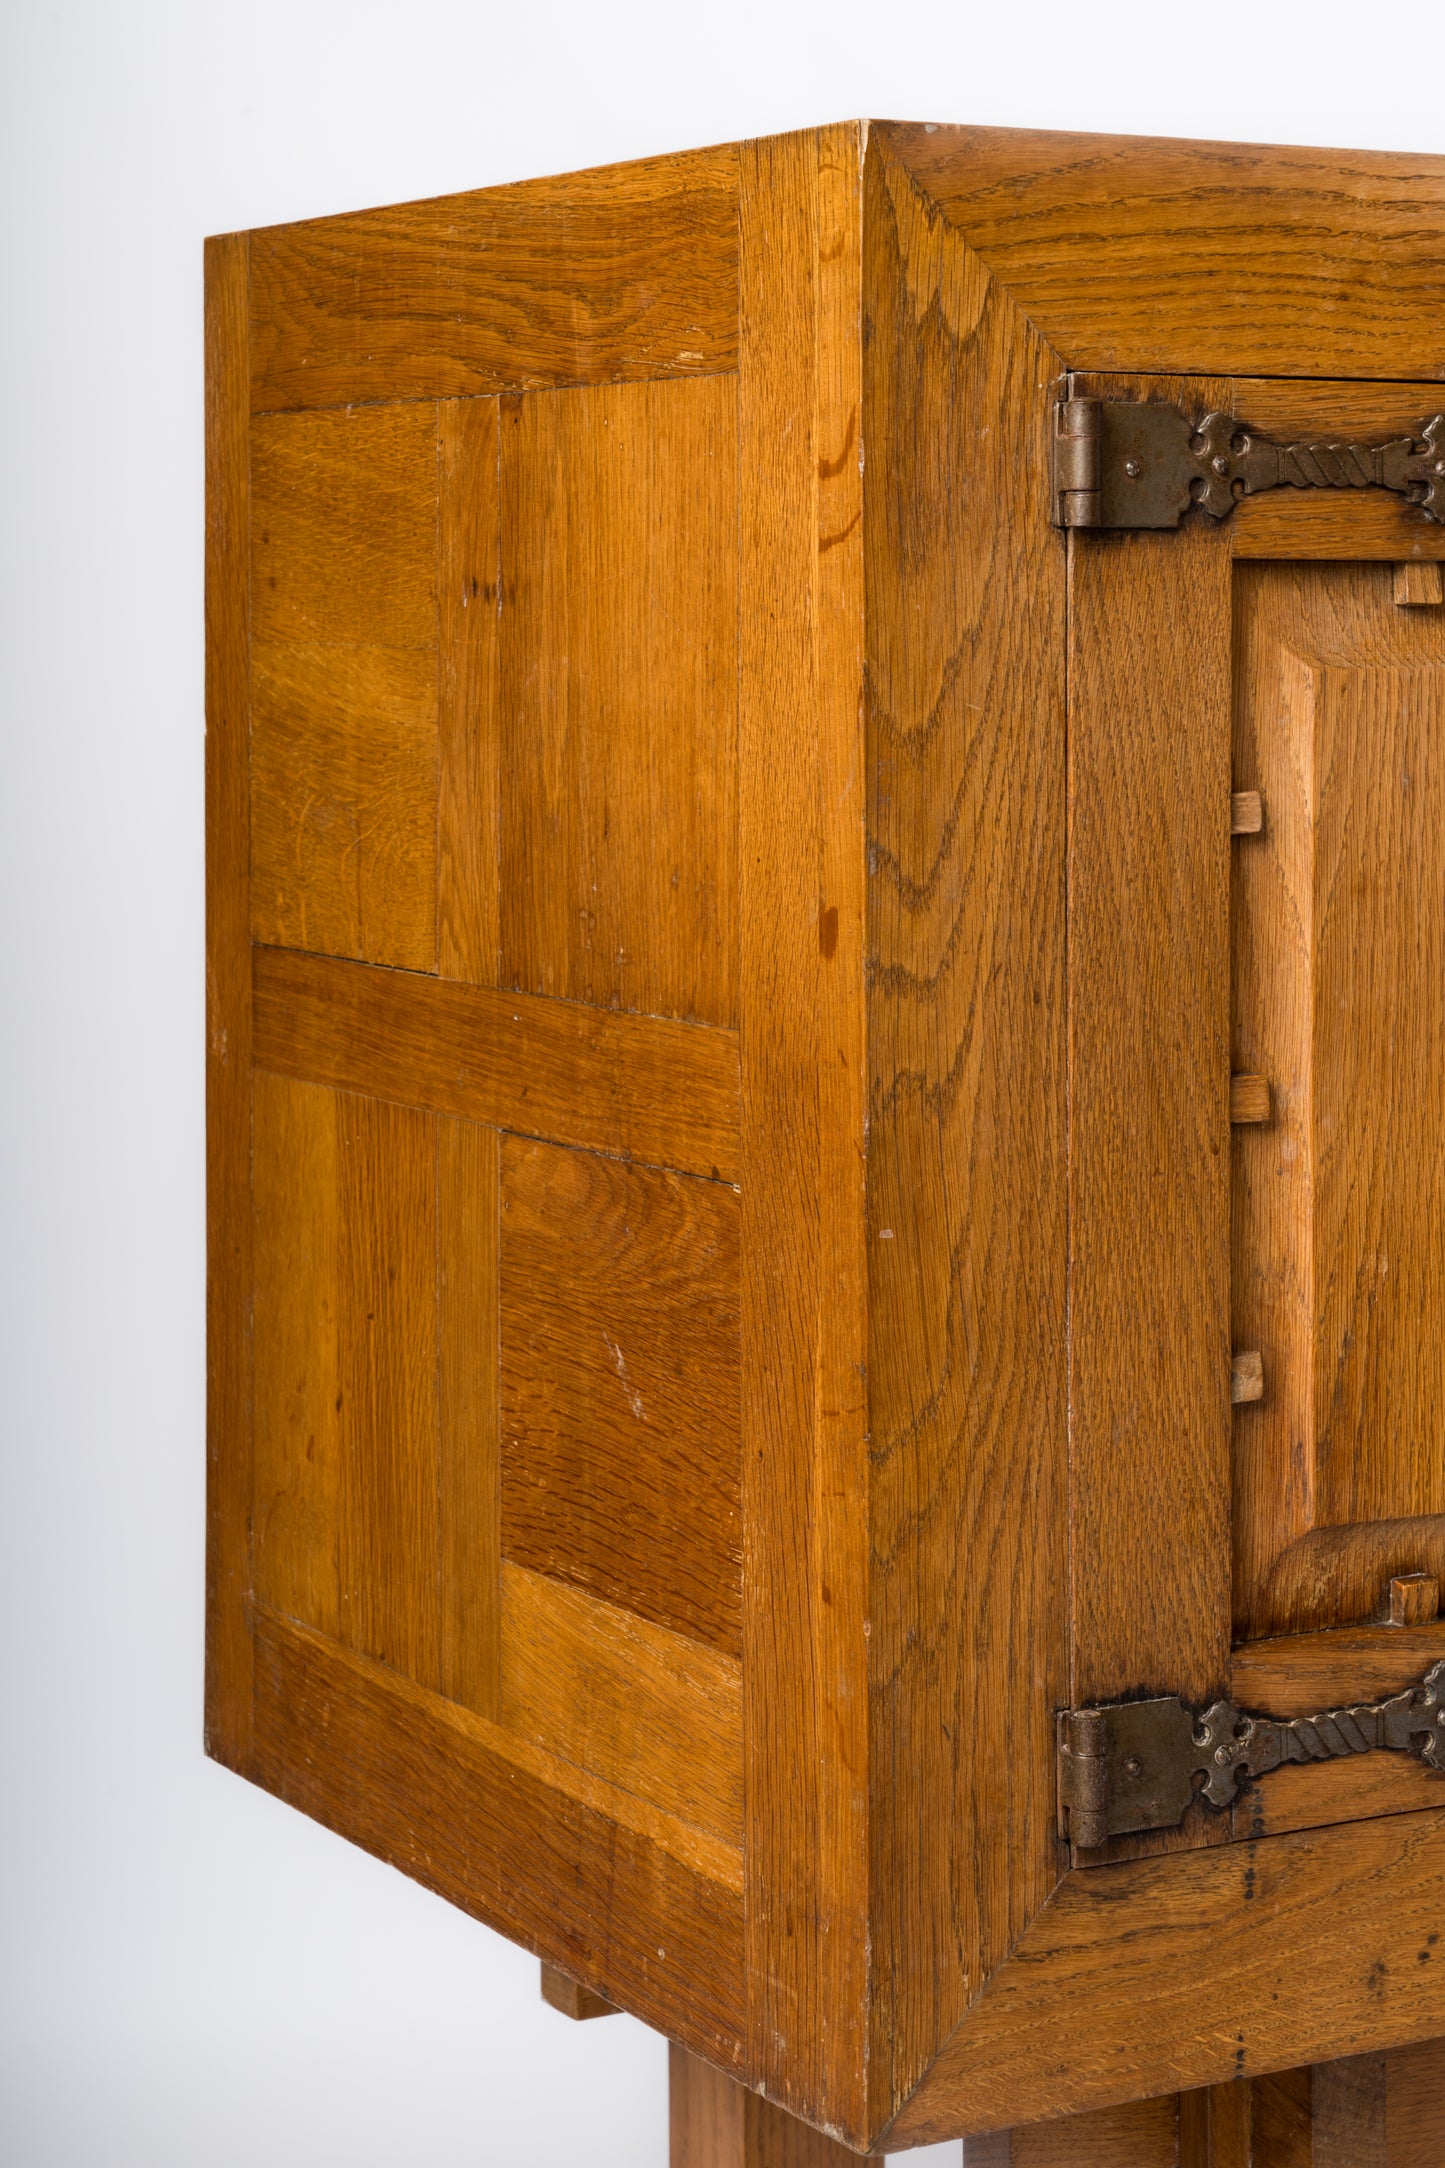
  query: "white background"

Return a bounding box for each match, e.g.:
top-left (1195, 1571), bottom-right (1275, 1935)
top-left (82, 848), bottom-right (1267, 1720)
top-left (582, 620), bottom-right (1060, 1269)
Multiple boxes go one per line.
top-left (1, 3), bottom-right (1442, 2162)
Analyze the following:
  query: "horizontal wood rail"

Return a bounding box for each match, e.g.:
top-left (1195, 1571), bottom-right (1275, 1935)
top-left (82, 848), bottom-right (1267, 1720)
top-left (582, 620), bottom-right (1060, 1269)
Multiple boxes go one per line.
top-left (252, 944), bottom-right (741, 1182)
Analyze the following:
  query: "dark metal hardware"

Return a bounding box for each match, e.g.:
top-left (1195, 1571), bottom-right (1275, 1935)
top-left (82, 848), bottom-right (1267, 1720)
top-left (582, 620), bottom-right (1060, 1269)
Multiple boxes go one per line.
top-left (1052, 397), bottom-right (1445, 530)
top-left (1057, 1660), bottom-right (1445, 1849)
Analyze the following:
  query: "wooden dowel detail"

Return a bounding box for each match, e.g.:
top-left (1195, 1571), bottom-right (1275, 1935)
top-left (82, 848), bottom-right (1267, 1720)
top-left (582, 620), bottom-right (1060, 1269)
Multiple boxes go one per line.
top-left (1231, 789), bottom-right (1263, 834)
top-left (1392, 560), bottom-right (1444, 606)
top-left (1387, 1573), bottom-right (1441, 1626)
top-left (1230, 1073), bottom-right (1271, 1126)
top-left (540, 1961), bottom-right (620, 2020)
top-left (1232, 1350), bottom-right (1265, 1405)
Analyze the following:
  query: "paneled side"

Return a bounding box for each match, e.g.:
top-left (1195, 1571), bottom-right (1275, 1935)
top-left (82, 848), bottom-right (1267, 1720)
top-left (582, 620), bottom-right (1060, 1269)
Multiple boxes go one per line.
top-left (251, 403), bottom-right (440, 970)
top-left (861, 135), bottom-right (1068, 2122)
top-left (498, 1563), bottom-right (742, 1845)
top-left (498, 374), bottom-right (738, 1025)
top-left (253, 1073), bottom-right (505, 1704)
top-left (249, 143), bottom-right (739, 412)
top-left (498, 1136), bottom-right (742, 1655)
top-left (1231, 564), bottom-right (1445, 1635)
top-left (880, 122), bottom-right (1445, 381)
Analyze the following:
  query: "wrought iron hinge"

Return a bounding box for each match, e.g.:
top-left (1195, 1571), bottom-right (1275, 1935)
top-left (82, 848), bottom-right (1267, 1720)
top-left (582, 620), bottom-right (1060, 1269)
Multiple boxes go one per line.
top-left (1057, 1660), bottom-right (1445, 1849)
top-left (1052, 396), bottom-right (1445, 530)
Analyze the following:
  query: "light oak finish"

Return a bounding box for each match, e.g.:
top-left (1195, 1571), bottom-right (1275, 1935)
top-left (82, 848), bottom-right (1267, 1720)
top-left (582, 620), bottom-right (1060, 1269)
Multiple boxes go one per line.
top-left (1231, 563), bottom-right (1445, 1637)
top-left (252, 943), bottom-right (741, 1182)
top-left (881, 127), bottom-right (1445, 381)
top-left (250, 402), bottom-right (439, 971)
top-left (863, 127), bottom-right (1068, 2116)
top-left (250, 143), bottom-right (740, 411)
top-left (498, 375), bottom-right (738, 1026)
top-left (1230, 1075), bottom-right (1270, 1126)
top-left (499, 1136), bottom-right (741, 1656)
top-left (736, 126), bottom-right (870, 2137)
top-left (1394, 560), bottom-right (1444, 606)
top-left (208, 123), bottom-right (1445, 2155)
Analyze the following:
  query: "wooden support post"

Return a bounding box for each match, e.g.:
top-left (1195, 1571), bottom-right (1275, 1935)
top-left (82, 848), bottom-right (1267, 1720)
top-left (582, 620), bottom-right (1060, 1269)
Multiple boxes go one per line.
top-left (669, 2045), bottom-right (881, 2168)
top-left (539, 1962), bottom-right (618, 2021)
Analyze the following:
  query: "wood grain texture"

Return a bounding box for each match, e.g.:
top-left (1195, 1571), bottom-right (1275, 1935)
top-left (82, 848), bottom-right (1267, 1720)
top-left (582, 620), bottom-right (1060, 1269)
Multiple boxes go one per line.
top-left (1395, 561), bottom-right (1445, 605)
top-left (738, 124), bottom-right (870, 2138)
top-left (499, 1135), bottom-right (741, 1655)
top-left (668, 2046), bottom-right (882, 2168)
top-left (335, 1093), bottom-right (439, 1683)
top-left (252, 1071), bottom-right (342, 1637)
top-left (250, 144), bottom-right (739, 412)
top-left (204, 229), bottom-right (255, 1772)
top-left (1313, 2053), bottom-right (1386, 2168)
top-left (250, 403), bottom-right (439, 970)
top-left (1258, 1517), bottom-right (1445, 1638)
top-left (438, 397), bottom-right (501, 982)
top-left (498, 375), bottom-right (738, 1025)
top-left (880, 125), bottom-right (1445, 381)
top-left (1229, 1622), bottom-right (1445, 1714)
top-left (540, 1963), bottom-right (618, 2020)
top-left (1231, 565), bottom-right (1445, 1635)
top-left (251, 1609), bottom-right (746, 2067)
top-left (252, 1077), bottom-right (441, 1683)
top-left (883, 1807), bottom-right (1445, 2144)
top-left (500, 1563), bottom-right (742, 1847)
top-left (862, 130), bottom-right (1068, 2124)
top-left (437, 1118), bottom-right (500, 1718)
top-left (988, 2094), bottom-right (1179, 2167)
top-left (252, 943), bottom-right (741, 1182)
top-left (1227, 381), bottom-right (1445, 562)
top-left (1385, 2036), bottom-right (1445, 2167)
top-left (1068, 380), bottom-right (1235, 1710)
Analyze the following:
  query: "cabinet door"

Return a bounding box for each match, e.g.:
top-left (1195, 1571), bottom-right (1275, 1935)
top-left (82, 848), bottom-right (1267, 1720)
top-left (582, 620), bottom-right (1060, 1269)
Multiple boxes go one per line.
top-left (1067, 373), bottom-right (1445, 1857)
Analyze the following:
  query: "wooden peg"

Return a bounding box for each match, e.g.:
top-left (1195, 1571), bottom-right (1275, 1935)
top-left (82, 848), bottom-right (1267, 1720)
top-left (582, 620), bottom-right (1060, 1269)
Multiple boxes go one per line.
top-left (540, 1961), bottom-right (620, 2020)
top-left (1392, 560), bottom-right (1444, 606)
top-left (1230, 789), bottom-right (1263, 835)
top-left (1230, 1073), bottom-right (1271, 1125)
top-left (1387, 1572), bottom-right (1440, 1626)
top-left (1231, 1350), bottom-right (1264, 1405)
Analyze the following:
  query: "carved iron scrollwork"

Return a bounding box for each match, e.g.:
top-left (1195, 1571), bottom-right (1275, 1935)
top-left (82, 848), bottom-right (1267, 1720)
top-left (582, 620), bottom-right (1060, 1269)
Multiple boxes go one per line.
top-left (1057, 1659), bottom-right (1445, 1850)
top-left (1052, 397), bottom-right (1445, 529)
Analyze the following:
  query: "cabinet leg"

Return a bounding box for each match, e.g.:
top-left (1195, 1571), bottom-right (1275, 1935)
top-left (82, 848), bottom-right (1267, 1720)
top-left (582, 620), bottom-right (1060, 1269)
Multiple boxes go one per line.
top-left (668, 2045), bottom-right (881, 2167)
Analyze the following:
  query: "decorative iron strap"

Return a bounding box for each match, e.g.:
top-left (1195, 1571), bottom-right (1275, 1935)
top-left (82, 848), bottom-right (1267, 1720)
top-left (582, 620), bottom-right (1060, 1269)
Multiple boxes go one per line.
top-left (1052, 397), bottom-right (1445, 529)
top-left (1057, 1659), bottom-right (1445, 1850)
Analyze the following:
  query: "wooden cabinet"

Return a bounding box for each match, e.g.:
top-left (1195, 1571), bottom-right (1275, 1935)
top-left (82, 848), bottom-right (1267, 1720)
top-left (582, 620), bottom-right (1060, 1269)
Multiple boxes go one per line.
top-left (207, 122), bottom-right (1445, 2160)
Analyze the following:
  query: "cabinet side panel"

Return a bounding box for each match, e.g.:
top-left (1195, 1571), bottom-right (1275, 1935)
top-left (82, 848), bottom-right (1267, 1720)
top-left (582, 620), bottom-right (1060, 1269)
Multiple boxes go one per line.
top-left (205, 230), bottom-right (255, 1771)
top-left (738, 124), bottom-right (870, 2139)
top-left (862, 138), bottom-right (1069, 2121)
top-left (249, 143), bottom-right (740, 413)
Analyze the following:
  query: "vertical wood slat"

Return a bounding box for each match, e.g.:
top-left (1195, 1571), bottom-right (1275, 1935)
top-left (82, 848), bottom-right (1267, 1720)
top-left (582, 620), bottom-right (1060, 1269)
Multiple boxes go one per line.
top-left (336, 1095), bottom-right (440, 1685)
top-left (861, 133), bottom-right (1069, 2123)
top-left (252, 1074), bottom-right (342, 1637)
top-left (438, 1118), bottom-right (500, 1716)
top-left (738, 125), bottom-right (870, 2135)
top-left (496, 375), bottom-right (740, 1027)
top-left (204, 230), bottom-right (255, 1772)
top-left (438, 397), bottom-right (501, 984)
top-left (1067, 472), bottom-right (1235, 1708)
